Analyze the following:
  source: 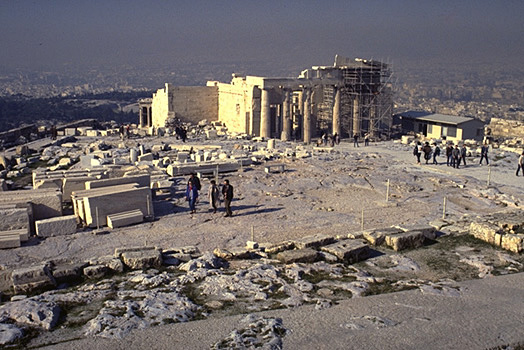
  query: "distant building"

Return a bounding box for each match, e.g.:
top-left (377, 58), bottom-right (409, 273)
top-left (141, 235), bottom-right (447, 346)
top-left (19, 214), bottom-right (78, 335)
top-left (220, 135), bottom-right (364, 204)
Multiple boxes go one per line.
top-left (140, 55), bottom-right (393, 143)
top-left (396, 111), bottom-right (485, 142)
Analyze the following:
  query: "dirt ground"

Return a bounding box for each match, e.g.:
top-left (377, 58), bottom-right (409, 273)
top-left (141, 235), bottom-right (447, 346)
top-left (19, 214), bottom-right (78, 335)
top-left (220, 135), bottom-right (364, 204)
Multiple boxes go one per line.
top-left (2, 137), bottom-right (524, 349)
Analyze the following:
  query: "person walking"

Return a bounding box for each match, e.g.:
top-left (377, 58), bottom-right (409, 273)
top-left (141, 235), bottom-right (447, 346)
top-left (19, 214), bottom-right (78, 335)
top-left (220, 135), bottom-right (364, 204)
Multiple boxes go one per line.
top-left (364, 133), bottom-right (370, 146)
top-left (460, 144), bottom-right (467, 167)
top-left (185, 180), bottom-right (199, 214)
top-left (446, 143), bottom-right (453, 166)
top-left (413, 141), bottom-right (422, 164)
top-left (333, 133), bottom-right (340, 145)
top-left (222, 179), bottom-right (234, 217)
top-left (422, 142), bottom-right (432, 164)
top-left (480, 143), bottom-right (489, 165)
top-left (452, 145), bottom-right (461, 169)
top-left (516, 152), bottom-right (524, 176)
top-left (188, 173), bottom-right (201, 192)
top-left (353, 133), bottom-right (359, 147)
top-left (208, 180), bottom-right (220, 213)
top-left (432, 143), bottom-right (441, 165)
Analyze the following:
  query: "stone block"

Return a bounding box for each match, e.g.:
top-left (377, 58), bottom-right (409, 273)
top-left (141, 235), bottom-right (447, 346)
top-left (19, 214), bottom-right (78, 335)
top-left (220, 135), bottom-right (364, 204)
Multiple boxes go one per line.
top-left (213, 247), bottom-right (252, 260)
top-left (385, 230), bottom-right (425, 251)
top-left (246, 241), bottom-right (259, 250)
top-left (0, 235), bottom-right (20, 249)
top-left (292, 234), bottom-right (336, 249)
top-left (11, 264), bottom-right (56, 293)
top-left (276, 248), bottom-right (318, 264)
top-left (501, 234), bottom-right (524, 253)
top-left (0, 189), bottom-right (62, 222)
top-left (347, 231), bottom-right (365, 239)
top-left (107, 209), bottom-right (144, 229)
top-left (396, 224), bottom-right (437, 240)
top-left (320, 240), bottom-right (369, 263)
top-left (0, 229), bottom-right (28, 242)
top-left (469, 221), bottom-right (504, 245)
top-left (64, 128), bottom-right (77, 136)
top-left (85, 174), bottom-right (150, 190)
top-left (81, 186), bottom-right (153, 227)
top-left (83, 265), bottom-right (108, 279)
top-left (151, 144), bottom-right (166, 152)
top-left (35, 215), bottom-right (77, 238)
top-left (89, 256), bottom-right (124, 273)
top-left (138, 153), bottom-right (154, 162)
top-left (0, 206), bottom-right (30, 232)
top-left (52, 263), bottom-right (86, 283)
top-left (261, 241), bottom-right (295, 254)
top-left (363, 227), bottom-right (403, 246)
top-left (117, 247), bottom-right (163, 270)
top-left (86, 130), bottom-right (99, 137)
top-left (166, 161), bottom-right (241, 177)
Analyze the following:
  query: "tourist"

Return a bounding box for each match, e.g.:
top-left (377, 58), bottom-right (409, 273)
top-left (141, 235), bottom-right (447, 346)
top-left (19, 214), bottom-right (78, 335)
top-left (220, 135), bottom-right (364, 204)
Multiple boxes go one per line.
top-left (413, 141), bottom-right (422, 164)
top-left (446, 143), bottom-right (453, 166)
top-left (188, 173), bottom-right (201, 192)
top-left (353, 133), bottom-right (359, 147)
top-left (208, 179), bottom-right (220, 213)
top-left (333, 133), bottom-right (340, 145)
top-left (321, 132), bottom-right (327, 146)
top-left (452, 145), bottom-right (461, 168)
top-left (185, 180), bottom-right (198, 214)
top-left (516, 152), bottom-right (524, 176)
top-left (51, 125), bottom-right (57, 140)
top-left (422, 142), bottom-right (432, 164)
top-left (432, 143), bottom-right (441, 165)
top-left (364, 132), bottom-right (370, 146)
top-left (460, 144), bottom-right (467, 167)
top-left (480, 143), bottom-right (489, 165)
top-left (222, 179), bottom-right (234, 217)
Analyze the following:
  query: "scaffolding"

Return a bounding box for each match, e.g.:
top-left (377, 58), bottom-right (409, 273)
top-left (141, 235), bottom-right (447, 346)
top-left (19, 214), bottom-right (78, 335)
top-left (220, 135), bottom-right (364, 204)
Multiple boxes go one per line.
top-left (314, 55), bottom-right (394, 138)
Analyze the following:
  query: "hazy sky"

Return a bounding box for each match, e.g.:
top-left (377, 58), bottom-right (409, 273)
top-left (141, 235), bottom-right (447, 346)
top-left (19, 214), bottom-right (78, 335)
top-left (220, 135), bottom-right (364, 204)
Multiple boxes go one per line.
top-left (1, 0), bottom-right (523, 72)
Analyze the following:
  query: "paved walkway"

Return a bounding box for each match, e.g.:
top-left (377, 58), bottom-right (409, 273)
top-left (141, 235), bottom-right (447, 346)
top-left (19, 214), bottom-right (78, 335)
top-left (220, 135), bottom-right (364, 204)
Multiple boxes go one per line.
top-left (41, 272), bottom-right (524, 350)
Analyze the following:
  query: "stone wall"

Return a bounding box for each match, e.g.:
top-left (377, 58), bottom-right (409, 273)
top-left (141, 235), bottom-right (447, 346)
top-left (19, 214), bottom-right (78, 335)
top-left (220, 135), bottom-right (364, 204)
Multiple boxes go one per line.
top-left (151, 84), bottom-right (218, 128)
top-left (215, 79), bottom-right (254, 134)
top-left (488, 118), bottom-right (524, 138)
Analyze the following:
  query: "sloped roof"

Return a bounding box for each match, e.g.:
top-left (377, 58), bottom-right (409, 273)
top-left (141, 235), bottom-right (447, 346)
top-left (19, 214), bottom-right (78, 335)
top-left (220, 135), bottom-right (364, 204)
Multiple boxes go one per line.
top-left (399, 111), bottom-right (477, 125)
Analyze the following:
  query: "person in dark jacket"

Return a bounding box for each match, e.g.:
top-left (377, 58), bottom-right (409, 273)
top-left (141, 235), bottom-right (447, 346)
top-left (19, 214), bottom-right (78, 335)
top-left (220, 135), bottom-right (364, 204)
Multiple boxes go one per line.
top-left (185, 180), bottom-right (199, 214)
top-left (452, 145), bottom-right (461, 169)
top-left (432, 143), bottom-right (441, 165)
top-left (446, 144), bottom-right (453, 166)
top-left (222, 179), bottom-right (234, 217)
top-left (189, 173), bottom-right (201, 191)
top-left (422, 142), bottom-right (432, 164)
top-left (480, 144), bottom-right (489, 165)
top-left (433, 143), bottom-right (440, 164)
top-left (460, 145), bottom-right (467, 167)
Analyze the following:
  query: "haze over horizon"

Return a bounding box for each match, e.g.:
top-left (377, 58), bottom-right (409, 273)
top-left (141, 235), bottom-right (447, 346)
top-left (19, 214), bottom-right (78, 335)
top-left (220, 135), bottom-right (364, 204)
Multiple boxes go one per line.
top-left (1, 0), bottom-right (523, 75)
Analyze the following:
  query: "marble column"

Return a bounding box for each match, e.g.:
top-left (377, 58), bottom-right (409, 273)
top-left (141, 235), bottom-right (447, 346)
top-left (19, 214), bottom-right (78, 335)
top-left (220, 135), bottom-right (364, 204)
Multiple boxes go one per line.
top-left (303, 88), bottom-right (311, 144)
top-left (139, 107), bottom-right (144, 127)
top-left (332, 87), bottom-right (341, 137)
top-left (281, 90), bottom-right (292, 141)
top-left (352, 97), bottom-right (360, 136)
top-left (260, 88), bottom-right (271, 138)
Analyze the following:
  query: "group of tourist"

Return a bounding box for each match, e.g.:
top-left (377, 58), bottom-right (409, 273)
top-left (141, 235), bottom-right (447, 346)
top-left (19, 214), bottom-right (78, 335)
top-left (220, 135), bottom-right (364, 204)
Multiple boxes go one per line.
top-left (413, 141), bottom-right (524, 176)
top-left (352, 133), bottom-right (370, 147)
top-left (318, 132), bottom-right (341, 147)
top-left (185, 173), bottom-right (234, 216)
top-left (413, 141), bottom-right (488, 168)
